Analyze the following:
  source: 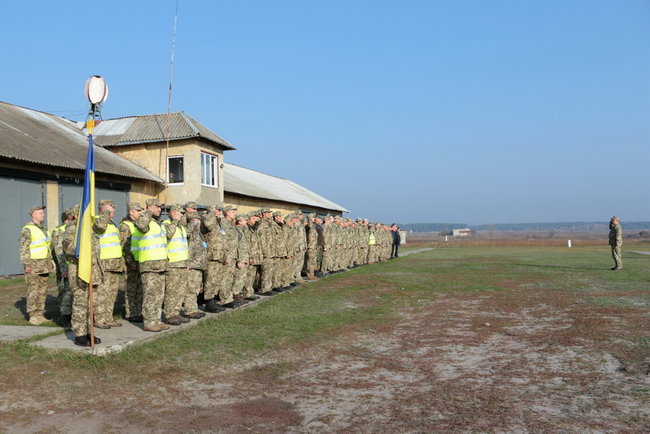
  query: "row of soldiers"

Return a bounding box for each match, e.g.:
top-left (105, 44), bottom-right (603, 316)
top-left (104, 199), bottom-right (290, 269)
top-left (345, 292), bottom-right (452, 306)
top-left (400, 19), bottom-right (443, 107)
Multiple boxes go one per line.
top-left (19, 200), bottom-right (400, 347)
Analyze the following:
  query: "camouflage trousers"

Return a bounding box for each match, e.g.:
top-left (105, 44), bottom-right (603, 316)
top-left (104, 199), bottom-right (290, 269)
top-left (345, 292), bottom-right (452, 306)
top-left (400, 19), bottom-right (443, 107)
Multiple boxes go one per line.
top-left (231, 265), bottom-right (249, 298)
top-left (320, 249), bottom-right (331, 273)
top-left (259, 258), bottom-right (274, 293)
top-left (274, 257), bottom-right (291, 287)
top-left (56, 272), bottom-right (72, 316)
top-left (71, 282), bottom-right (97, 337)
top-left (141, 271), bottom-right (165, 328)
top-left (25, 272), bottom-right (49, 318)
top-left (184, 269), bottom-right (203, 314)
top-left (611, 246), bottom-right (622, 269)
top-left (305, 248), bottom-right (320, 276)
top-left (245, 264), bottom-right (260, 296)
top-left (205, 261), bottom-right (234, 302)
top-left (95, 270), bottom-right (122, 324)
top-left (124, 267), bottom-right (142, 319)
top-left (292, 251), bottom-right (305, 280)
top-left (356, 247), bottom-right (367, 266)
top-left (165, 266), bottom-right (188, 318)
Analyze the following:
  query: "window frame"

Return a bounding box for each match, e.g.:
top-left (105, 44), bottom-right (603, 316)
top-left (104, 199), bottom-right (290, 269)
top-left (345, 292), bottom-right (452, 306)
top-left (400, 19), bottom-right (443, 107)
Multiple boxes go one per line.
top-left (200, 151), bottom-right (219, 188)
top-left (167, 155), bottom-right (185, 186)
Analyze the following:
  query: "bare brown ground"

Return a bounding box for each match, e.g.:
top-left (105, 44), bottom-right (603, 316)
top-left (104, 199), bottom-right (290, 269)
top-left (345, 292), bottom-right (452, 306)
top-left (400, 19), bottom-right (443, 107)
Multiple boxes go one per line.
top-left (3, 280), bottom-right (649, 433)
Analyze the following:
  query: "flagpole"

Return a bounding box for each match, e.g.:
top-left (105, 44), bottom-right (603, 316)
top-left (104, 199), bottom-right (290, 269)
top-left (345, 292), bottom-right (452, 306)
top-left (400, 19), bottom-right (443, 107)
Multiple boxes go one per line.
top-left (87, 118), bottom-right (95, 350)
top-left (81, 75), bottom-right (107, 350)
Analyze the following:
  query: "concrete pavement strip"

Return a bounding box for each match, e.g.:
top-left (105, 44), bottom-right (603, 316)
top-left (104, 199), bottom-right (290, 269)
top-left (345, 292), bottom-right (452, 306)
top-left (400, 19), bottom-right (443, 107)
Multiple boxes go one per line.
top-left (1, 248), bottom-right (434, 356)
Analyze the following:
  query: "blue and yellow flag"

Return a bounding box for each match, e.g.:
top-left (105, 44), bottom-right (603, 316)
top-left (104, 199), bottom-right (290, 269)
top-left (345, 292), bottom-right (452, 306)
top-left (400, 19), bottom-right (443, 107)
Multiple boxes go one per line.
top-left (75, 119), bottom-right (96, 283)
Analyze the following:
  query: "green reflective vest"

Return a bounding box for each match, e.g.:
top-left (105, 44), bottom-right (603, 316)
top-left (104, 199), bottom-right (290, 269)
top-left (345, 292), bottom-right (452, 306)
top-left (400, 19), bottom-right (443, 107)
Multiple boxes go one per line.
top-left (122, 220), bottom-right (141, 262)
top-left (97, 219), bottom-right (122, 260)
top-left (23, 223), bottom-right (51, 259)
top-left (138, 220), bottom-right (167, 263)
top-left (163, 219), bottom-right (189, 263)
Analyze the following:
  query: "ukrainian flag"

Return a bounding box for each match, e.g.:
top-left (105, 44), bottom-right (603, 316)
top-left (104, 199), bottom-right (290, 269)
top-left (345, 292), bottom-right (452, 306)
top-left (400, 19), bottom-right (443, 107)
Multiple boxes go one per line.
top-left (75, 119), bottom-right (96, 283)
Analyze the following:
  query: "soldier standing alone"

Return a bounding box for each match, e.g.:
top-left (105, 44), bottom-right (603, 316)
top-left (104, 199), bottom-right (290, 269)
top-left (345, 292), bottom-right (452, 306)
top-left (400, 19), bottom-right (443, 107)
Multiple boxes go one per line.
top-left (609, 216), bottom-right (623, 270)
top-left (19, 205), bottom-right (54, 325)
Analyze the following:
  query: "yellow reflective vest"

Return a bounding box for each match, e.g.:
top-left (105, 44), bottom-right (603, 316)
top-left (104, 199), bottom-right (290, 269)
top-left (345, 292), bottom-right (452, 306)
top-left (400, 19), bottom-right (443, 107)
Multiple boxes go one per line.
top-left (368, 233), bottom-right (376, 245)
top-left (163, 219), bottom-right (189, 263)
top-left (138, 220), bottom-right (168, 263)
top-left (23, 223), bottom-right (51, 259)
top-left (97, 219), bottom-right (122, 260)
top-left (121, 220), bottom-right (141, 262)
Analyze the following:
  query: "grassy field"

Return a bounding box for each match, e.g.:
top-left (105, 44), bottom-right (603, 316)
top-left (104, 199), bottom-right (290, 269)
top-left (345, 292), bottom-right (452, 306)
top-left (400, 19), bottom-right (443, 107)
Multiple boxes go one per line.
top-left (1, 244), bottom-right (648, 431)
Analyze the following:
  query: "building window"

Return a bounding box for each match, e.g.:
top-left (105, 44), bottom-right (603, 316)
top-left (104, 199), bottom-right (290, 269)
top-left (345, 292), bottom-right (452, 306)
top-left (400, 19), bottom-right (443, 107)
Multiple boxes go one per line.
top-left (168, 156), bottom-right (184, 185)
top-left (201, 152), bottom-right (219, 187)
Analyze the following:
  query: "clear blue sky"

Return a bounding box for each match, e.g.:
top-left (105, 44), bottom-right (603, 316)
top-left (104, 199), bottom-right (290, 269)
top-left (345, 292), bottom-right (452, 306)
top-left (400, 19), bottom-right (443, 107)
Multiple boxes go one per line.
top-left (2, 1), bottom-right (648, 224)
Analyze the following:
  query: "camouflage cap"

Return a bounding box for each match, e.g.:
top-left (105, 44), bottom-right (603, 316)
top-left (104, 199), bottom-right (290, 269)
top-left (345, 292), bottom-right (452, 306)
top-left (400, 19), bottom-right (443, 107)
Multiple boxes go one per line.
top-left (28, 205), bottom-right (46, 214)
top-left (98, 199), bottom-right (115, 208)
top-left (611, 216), bottom-right (619, 220)
top-left (146, 198), bottom-right (163, 207)
top-left (272, 211), bottom-right (282, 217)
top-left (223, 205), bottom-right (237, 213)
top-left (169, 203), bottom-right (184, 212)
top-left (184, 201), bottom-right (198, 209)
top-left (128, 202), bottom-right (144, 211)
top-left (71, 204), bottom-right (80, 216)
top-left (235, 213), bottom-right (249, 221)
top-left (260, 207), bottom-right (272, 213)
top-left (186, 211), bottom-right (201, 219)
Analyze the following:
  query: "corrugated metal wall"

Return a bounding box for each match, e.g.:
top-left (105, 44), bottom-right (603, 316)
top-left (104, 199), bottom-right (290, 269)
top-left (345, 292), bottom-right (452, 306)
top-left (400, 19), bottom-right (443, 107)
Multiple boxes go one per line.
top-left (0, 176), bottom-right (45, 275)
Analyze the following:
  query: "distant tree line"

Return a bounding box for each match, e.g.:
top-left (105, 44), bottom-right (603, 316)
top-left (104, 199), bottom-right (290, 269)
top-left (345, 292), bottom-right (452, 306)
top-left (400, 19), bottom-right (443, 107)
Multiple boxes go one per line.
top-left (400, 221), bottom-right (650, 233)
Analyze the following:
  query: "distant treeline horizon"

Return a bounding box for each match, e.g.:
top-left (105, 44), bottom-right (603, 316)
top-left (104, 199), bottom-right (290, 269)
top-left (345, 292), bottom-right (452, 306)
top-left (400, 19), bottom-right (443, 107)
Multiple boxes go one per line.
top-left (399, 222), bottom-right (650, 233)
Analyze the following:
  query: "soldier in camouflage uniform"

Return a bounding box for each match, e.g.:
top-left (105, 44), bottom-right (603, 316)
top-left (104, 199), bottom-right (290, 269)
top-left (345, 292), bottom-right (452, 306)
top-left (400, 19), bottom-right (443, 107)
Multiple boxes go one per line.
top-left (256, 208), bottom-right (276, 295)
top-left (93, 200), bottom-right (125, 329)
top-left (51, 207), bottom-right (75, 324)
top-left (304, 214), bottom-right (321, 279)
top-left (294, 213), bottom-right (307, 282)
top-left (319, 215), bottom-right (334, 275)
top-left (162, 204), bottom-right (191, 325)
top-left (119, 202), bottom-right (144, 322)
top-left (19, 205), bottom-right (54, 325)
top-left (231, 213), bottom-right (252, 302)
top-left (609, 216), bottom-right (623, 270)
top-left (203, 207), bottom-right (226, 312)
top-left (184, 209), bottom-right (207, 319)
top-left (136, 198), bottom-right (169, 332)
top-left (243, 212), bottom-right (262, 299)
top-left (62, 210), bottom-right (103, 346)
top-left (219, 206), bottom-right (243, 308)
top-left (273, 212), bottom-right (291, 290)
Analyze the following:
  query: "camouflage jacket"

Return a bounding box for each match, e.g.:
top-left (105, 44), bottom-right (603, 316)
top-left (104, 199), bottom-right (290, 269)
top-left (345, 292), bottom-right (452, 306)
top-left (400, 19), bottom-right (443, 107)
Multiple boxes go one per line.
top-left (62, 220), bottom-right (103, 284)
top-left (274, 221), bottom-right (289, 257)
top-left (135, 210), bottom-right (167, 273)
top-left (186, 218), bottom-right (207, 270)
top-left (19, 222), bottom-right (54, 274)
top-left (162, 217), bottom-right (187, 269)
top-left (119, 216), bottom-right (138, 267)
top-left (93, 211), bottom-right (125, 272)
top-left (51, 224), bottom-right (68, 273)
top-left (203, 212), bottom-right (228, 262)
top-left (256, 217), bottom-right (275, 259)
top-left (245, 225), bottom-right (263, 264)
top-left (234, 225), bottom-right (250, 263)
top-left (609, 223), bottom-right (622, 246)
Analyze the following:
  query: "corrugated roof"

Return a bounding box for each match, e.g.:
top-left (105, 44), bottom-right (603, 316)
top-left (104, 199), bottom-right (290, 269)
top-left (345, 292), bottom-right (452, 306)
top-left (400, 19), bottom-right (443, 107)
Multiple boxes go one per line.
top-left (90, 112), bottom-right (236, 150)
top-left (0, 101), bottom-right (164, 183)
top-left (224, 163), bottom-right (348, 212)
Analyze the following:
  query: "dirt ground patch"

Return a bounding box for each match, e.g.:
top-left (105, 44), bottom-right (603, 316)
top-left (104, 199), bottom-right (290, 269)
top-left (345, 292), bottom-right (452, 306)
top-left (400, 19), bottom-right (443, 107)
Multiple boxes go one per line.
top-left (4, 288), bottom-right (649, 432)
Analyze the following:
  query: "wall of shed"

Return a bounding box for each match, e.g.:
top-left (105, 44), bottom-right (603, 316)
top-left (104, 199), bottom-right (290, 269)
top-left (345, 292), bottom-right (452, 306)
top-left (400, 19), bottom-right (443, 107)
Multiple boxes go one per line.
top-left (108, 139), bottom-right (225, 207)
top-left (224, 193), bottom-right (344, 217)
